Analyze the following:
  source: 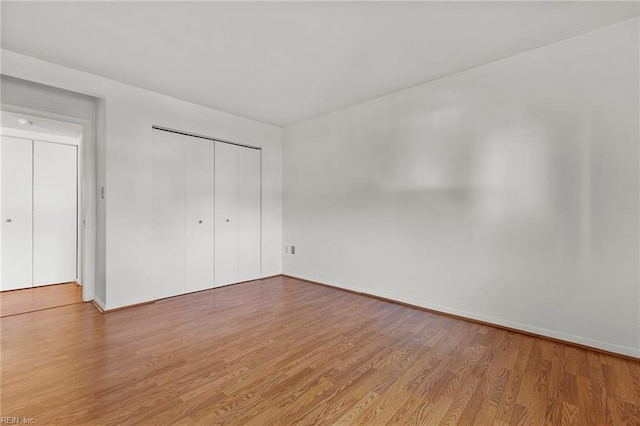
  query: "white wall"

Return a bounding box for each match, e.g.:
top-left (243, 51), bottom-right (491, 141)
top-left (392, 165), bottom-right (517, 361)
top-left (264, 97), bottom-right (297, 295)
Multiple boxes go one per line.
top-left (2, 49), bottom-right (283, 310)
top-left (1, 75), bottom-right (96, 120)
top-left (283, 19), bottom-right (640, 357)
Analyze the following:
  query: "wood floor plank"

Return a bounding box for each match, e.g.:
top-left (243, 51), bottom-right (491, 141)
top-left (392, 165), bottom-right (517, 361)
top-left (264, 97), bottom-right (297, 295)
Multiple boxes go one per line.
top-left (515, 341), bottom-right (548, 423)
top-left (1, 276), bottom-right (638, 425)
top-left (545, 341), bottom-right (566, 425)
top-left (354, 368), bottom-right (428, 424)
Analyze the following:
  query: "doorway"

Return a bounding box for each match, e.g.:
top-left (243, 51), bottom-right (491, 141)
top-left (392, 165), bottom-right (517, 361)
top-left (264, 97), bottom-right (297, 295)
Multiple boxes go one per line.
top-left (0, 110), bottom-right (91, 315)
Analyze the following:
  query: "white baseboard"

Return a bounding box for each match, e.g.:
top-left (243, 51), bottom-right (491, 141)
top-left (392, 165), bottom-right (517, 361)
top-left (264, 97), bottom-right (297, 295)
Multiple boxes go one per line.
top-left (102, 296), bottom-right (155, 311)
top-left (284, 272), bottom-right (640, 359)
top-left (92, 297), bottom-right (106, 311)
top-left (101, 275), bottom-right (280, 311)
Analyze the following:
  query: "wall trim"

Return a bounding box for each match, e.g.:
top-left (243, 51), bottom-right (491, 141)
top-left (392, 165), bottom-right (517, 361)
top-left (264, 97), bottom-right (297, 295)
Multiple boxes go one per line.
top-left (98, 276), bottom-right (280, 312)
top-left (95, 298), bottom-right (154, 313)
top-left (282, 273), bottom-right (640, 360)
top-left (90, 299), bottom-right (105, 314)
top-left (91, 297), bottom-right (106, 312)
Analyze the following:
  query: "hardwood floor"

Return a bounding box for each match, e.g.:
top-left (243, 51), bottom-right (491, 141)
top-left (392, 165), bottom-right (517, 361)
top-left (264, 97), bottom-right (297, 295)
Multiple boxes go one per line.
top-left (0, 282), bottom-right (83, 318)
top-left (1, 276), bottom-right (638, 425)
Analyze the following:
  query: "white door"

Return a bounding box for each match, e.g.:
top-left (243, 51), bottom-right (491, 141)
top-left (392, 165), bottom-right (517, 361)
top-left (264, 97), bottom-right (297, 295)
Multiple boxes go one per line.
top-left (185, 137), bottom-right (215, 293)
top-left (33, 141), bottom-right (78, 286)
top-left (1, 136), bottom-right (33, 291)
top-left (238, 147), bottom-right (261, 282)
top-left (152, 130), bottom-right (185, 299)
top-left (214, 142), bottom-right (239, 287)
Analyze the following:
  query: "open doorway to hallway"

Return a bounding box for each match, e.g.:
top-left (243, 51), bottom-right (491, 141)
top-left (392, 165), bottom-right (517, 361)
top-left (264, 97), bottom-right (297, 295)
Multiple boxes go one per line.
top-left (1, 111), bottom-right (88, 315)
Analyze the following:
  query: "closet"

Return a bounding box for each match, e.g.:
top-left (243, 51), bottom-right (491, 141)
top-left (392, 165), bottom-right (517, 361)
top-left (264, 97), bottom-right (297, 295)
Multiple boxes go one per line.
top-left (1, 136), bottom-right (78, 291)
top-left (151, 128), bottom-right (261, 299)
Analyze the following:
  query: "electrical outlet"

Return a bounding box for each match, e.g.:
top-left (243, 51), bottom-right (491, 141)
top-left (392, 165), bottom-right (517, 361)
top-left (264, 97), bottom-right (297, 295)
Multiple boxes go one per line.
top-left (291, 245), bottom-right (296, 255)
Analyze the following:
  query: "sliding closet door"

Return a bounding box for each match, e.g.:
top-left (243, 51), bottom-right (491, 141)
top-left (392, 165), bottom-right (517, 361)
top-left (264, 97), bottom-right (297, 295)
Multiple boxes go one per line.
top-left (1, 136), bottom-right (33, 291)
top-left (33, 141), bottom-right (77, 286)
top-left (214, 142), bottom-right (239, 286)
top-left (185, 138), bottom-right (215, 293)
top-left (152, 130), bottom-right (260, 292)
top-left (215, 142), bottom-right (261, 286)
top-left (152, 130), bottom-right (186, 299)
top-left (238, 147), bottom-right (261, 282)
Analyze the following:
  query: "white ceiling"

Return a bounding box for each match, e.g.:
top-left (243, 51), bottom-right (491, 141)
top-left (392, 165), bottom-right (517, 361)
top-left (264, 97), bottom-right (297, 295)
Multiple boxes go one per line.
top-left (1, 1), bottom-right (639, 127)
